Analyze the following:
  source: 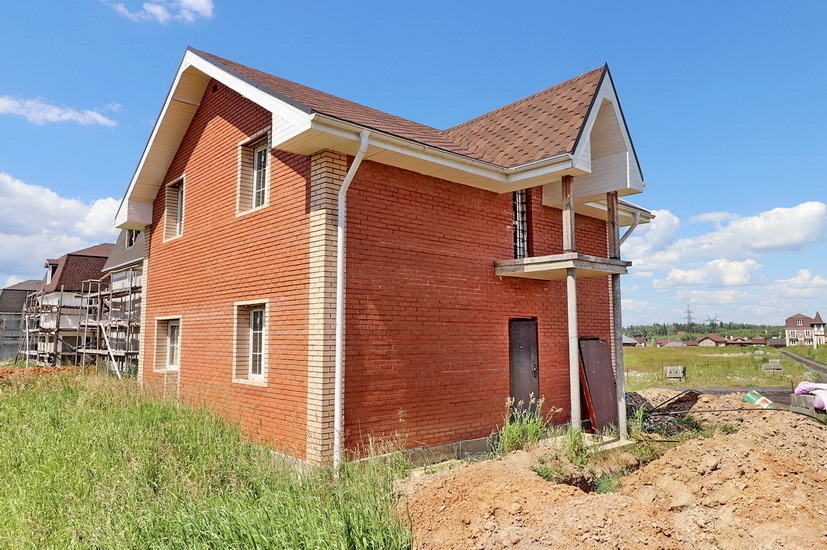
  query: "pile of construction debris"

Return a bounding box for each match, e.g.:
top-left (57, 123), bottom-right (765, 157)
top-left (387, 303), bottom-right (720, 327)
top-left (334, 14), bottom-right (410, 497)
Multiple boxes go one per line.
top-left (397, 390), bottom-right (827, 549)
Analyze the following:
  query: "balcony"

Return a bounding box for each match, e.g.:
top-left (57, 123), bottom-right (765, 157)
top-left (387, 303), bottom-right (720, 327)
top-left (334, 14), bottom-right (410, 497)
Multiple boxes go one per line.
top-left (494, 252), bottom-right (630, 281)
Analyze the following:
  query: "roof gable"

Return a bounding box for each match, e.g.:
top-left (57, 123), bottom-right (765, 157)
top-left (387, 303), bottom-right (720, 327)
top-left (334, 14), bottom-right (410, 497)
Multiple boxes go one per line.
top-left (116, 48), bottom-right (649, 230)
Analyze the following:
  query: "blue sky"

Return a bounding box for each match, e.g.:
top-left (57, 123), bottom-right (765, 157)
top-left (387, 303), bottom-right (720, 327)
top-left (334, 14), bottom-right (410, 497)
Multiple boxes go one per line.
top-left (1, 0), bottom-right (825, 325)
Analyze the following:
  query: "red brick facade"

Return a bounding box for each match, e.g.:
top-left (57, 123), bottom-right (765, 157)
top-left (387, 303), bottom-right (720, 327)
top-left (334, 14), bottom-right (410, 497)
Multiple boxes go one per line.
top-left (344, 163), bottom-right (610, 450)
top-left (141, 80), bottom-right (613, 461)
top-left (142, 82), bottom-right (312, 458)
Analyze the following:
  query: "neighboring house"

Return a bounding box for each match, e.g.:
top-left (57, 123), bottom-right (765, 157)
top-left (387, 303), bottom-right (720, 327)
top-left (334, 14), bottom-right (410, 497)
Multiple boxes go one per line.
top-left (656, 339), bottom-right (684, 347)
top-left (622, 335), bottom-right (644, 347)
top-left (0, 280), bottom-right (40, 360)
top-left (767, 338), bottom-right (786, 348)
top-left (726, 336), bottom-right (767, 347)
top-left (697, 333), bottom-right (728, 347)
top-left (785, 312), bottom-right (826, 347)
top-left (21, 244), bottom-right (114, 366)
top-left (114, 48), bottom-right (653, 465)
top-left (76, 229), bottom-right (146, 375)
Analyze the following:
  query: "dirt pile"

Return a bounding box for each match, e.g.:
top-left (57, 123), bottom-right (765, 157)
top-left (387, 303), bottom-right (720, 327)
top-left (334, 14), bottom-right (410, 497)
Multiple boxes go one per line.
top-left (398, 390), bottom-right (827, 549)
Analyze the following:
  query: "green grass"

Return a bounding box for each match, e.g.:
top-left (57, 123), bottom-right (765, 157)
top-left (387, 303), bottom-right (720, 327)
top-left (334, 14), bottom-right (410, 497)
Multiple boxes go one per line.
top-left (0, 371), bottom-right (411, 549)
top-left (784, 345), bottom-right (827, 365)
top-left (493, 396), bottom-right (557, 455)
top-left (623, 346), bottom-right (817, 390)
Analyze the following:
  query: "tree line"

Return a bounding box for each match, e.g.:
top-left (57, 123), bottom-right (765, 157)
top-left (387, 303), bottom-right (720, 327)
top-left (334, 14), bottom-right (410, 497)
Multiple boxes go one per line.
top-left (624, 321), bottom-right (784, 342)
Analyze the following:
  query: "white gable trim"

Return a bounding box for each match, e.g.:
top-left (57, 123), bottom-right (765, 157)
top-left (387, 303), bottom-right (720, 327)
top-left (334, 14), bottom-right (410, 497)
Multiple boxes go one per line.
top-left (116, 51), bottom-right (648, 229)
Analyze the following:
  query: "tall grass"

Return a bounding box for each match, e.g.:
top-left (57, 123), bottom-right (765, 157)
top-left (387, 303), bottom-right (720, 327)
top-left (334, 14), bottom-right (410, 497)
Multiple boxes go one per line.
top-left (785, 345), bottom-right (827, 365)
top-left (623, 346), bottom-right (816, 390)
top-left (0, 371), bottom-right (410, 549)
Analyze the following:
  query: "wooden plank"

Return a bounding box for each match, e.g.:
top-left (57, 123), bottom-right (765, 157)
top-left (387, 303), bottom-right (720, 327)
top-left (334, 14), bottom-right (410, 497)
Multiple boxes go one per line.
top-left (579, 338), bottom-right (619, 431)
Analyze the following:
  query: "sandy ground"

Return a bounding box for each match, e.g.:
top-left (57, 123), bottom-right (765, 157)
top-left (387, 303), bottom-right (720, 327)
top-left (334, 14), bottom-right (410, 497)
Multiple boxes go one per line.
top-left (397, 390), bottom-right (827, 549)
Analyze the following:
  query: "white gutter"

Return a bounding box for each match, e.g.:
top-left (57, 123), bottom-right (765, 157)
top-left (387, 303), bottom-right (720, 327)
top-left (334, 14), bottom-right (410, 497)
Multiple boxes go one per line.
top-left (333, 129), bottom-right (371, 469)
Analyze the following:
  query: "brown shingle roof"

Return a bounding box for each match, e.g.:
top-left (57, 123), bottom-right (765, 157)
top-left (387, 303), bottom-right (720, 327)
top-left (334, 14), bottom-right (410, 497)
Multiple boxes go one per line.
top-left (441, 67), bottom-right (605, 167)
top-left (39, 244), bottom-right (115, 293)
top-left (195, 49), bottom-right (606, 169)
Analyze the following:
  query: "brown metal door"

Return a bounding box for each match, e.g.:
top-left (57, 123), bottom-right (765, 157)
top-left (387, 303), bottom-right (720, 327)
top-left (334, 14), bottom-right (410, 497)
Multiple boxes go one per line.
top-left (509, 318), bottom-right (539, 408)
top-left (578, 338), bottom-right (619, 430)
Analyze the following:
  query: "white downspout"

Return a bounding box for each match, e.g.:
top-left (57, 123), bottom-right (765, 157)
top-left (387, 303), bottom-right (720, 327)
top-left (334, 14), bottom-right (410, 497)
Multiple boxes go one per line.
top-left (333, 129), bottom-right (371, 469)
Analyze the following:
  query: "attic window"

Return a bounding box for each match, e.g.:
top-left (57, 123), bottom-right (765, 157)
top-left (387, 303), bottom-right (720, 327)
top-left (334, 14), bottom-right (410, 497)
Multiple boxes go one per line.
top-left (797, 319), bottom-right (803, 326)
top-left (237, 128), bottom-right (271, 214)
top-left (164, 177), bottom-right (185, 240)
top-left (126, 229), bottom-right (139, 248)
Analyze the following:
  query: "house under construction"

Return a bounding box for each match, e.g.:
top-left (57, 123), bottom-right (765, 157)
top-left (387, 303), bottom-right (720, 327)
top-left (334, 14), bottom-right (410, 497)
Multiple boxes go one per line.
top-left (76, 230), bottom-right (145, 375)
top-left (20, 243), bottom-right (115, 366)
top-left (0, 280), bottom-right (40, 361)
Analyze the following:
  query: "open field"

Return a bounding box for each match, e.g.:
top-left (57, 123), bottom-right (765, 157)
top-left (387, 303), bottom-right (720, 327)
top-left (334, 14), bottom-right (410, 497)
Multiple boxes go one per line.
top-left (0, 369), bottom-right (409, 549)
top-left (623, 346), bottom-right (817, 391)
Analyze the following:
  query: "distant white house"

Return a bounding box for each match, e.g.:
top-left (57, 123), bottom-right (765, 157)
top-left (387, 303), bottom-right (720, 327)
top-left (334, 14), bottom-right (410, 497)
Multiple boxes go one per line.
top-left (784, 312), bottom-right (826, 347)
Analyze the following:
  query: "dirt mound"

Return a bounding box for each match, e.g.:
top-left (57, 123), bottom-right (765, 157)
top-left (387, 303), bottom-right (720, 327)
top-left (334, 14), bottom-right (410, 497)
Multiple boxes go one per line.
top-left (398, 391), bottom-right (827, 549)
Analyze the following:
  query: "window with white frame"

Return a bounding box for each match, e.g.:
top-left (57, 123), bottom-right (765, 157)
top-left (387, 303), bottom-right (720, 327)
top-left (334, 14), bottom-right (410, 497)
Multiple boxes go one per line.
top-left (237, 128), bottom-right (271, 214)
top-left (233, 301), bottom-right (268, 383)
top-left (164, 177), bottom-right (185, 239)
top-left (154, 318), bottom-right (181, 371)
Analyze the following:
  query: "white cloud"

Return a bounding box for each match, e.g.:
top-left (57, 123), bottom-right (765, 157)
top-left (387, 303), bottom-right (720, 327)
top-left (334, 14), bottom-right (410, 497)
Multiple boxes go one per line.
top-left (689, 211), bottom-right (740, 226)
top-left (653, 259), bottom-right (762, 289)
top-left (624, 202), bottom-right (827, 272)
top-left (783, 269), bottom-right (827, 289)
top-left (104, 0), bottom-right (214, 23)
top-left (0, 173), bottom-right (118, 281)
top-left (0, 96), bottom-right (118, 126)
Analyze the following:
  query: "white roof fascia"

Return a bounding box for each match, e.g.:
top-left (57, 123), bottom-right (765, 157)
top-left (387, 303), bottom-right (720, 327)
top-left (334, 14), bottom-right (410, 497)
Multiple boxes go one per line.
top-left (115, 50), bottom-right (312, 229)
top-left (311, 114), bottom-right (578, 190)
top-left (571, 71), bottom-right (644, 187)
top-left (582, 199), bottom-right (655, 224)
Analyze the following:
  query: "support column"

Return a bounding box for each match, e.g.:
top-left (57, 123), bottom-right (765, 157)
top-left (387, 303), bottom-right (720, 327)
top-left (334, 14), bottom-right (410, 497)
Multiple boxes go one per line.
top-left (306, 150), bottom-right (347, 464)
top-left (562, 175), bottom-right (581, 430)
top-left (607, 191), bottom-right (628, 439)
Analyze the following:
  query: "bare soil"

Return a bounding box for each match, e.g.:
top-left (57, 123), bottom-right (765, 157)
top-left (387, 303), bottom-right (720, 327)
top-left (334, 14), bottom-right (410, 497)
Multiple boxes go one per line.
top-left (397, 390), bottom-right (827, 549)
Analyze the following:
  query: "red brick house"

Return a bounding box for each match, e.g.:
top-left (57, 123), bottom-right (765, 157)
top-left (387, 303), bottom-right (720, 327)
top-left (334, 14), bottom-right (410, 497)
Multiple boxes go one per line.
top-left (115, 48), bottom-right (652, 465)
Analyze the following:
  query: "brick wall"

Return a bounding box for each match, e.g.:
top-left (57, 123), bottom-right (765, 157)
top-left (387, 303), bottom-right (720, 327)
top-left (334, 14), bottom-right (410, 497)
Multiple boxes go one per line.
top-left (140, 79), bottom-right (614, 461)
top-left (343, 161), bottom-right (612, 451)
top-left (142, 81), bottom-right (311, 458)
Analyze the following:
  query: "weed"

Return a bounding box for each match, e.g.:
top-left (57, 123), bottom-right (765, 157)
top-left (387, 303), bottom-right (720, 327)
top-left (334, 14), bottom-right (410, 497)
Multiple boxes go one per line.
top-left (493, 395), bottom-right (558, 455)
top-left (563, 427), bottom-right (589, 465)
top-left (593, 471), bottom-right (625, 494)
top-left (532, 463), bottom-right (566, 483)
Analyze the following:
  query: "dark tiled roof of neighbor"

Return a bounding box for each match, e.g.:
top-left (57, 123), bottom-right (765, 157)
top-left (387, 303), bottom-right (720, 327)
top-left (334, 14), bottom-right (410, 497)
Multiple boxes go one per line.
top-left (39, 243), bottom-right (114, 293)
top-left (785, 313), bottom-right (824, 329)
top-left (195, 49), bottom-right (606, 169)
top-left (103, 230), bottom-right (146, 272)
top-left (0, 280), bottom-right (39, 313)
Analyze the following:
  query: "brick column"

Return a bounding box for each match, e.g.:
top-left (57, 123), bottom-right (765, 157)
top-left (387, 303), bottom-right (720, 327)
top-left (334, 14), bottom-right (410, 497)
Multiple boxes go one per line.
top-left (306, 150), bottom-right (347, 464)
